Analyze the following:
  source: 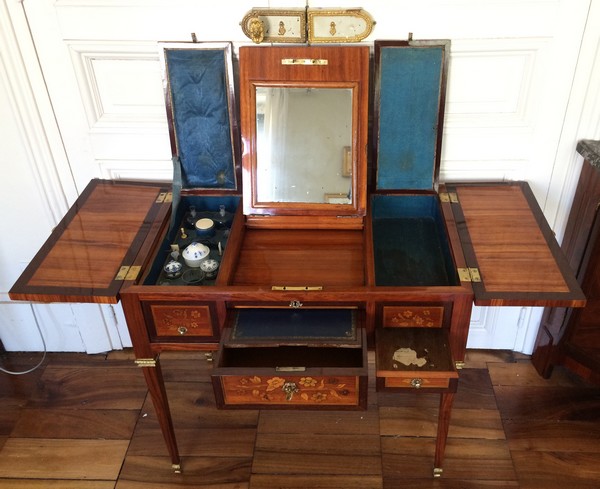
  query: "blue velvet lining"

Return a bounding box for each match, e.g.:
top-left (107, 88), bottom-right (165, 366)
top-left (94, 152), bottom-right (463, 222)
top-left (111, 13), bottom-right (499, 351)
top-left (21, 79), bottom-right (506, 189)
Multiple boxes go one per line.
top-left (376, 47), bottom-right (443, 190)
top-left (232, 309), bottom-right (356, 341)
top-left (371, 194), bottom-right (458, 286)
top-left (166, 49), bottom-right (236, 189)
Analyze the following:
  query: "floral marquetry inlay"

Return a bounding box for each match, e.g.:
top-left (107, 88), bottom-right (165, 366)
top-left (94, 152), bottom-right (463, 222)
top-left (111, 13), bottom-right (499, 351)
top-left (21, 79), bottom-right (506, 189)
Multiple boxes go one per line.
top-left (150, 305), bottom-right (213, 336)
top-left (382, 306), bottom-right (445, 328)
top-left (220, 375), bottom-right (360, 406)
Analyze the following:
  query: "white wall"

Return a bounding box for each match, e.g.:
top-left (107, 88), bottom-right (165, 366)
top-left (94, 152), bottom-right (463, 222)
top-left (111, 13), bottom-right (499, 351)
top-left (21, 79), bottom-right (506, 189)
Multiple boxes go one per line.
top-left (1, 0), bottom-right (599, 353)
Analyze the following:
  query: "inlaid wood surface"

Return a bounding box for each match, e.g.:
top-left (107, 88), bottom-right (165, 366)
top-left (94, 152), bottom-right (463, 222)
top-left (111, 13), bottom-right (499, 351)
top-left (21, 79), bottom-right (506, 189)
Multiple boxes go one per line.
top-left (1, 350), bottom-right (599, 488)
top-left (451, 183), bottom-right (585, 306)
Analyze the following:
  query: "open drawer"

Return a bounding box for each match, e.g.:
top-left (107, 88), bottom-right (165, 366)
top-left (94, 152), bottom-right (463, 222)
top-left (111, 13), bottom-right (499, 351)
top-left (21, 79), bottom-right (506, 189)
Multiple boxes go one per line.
top-left (375, 327), bottom-right (458, 392)
top-left (211, 308), bottom-right (368, 409)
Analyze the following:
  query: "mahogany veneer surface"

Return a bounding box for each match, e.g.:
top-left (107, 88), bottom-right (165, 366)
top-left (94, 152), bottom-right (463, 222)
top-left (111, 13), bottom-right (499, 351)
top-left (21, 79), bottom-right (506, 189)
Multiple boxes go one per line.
top-left (10, 180), bottom-right (168, 303)
top-left (232, 228), bottom-right (365, 286)
top-left (32, 184), bottom-right (158, 287)
top-left (457, 185), bottom-right (568, 294)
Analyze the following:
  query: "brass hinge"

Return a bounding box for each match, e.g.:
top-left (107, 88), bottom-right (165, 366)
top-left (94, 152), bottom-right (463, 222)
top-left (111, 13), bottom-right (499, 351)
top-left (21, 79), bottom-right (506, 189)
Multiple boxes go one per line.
top-left (439, 192), bottom-right (458, 203)
top-left (115, 265), bottom-right (141, 281)
top-left (155, 191), bottom-right (173, 203)
top-left (134, 358), bottom-right (157, 367)
top-left (457, 267), bottom-right (481, 283)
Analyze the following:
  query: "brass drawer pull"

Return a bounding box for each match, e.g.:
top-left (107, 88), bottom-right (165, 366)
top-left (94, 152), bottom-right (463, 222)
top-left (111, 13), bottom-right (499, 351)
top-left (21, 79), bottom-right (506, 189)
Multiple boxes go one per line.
top-left (410, 378), bottom-right (423, 389)
top-left (282, 381), bottom-right (300, 401)
top-left (177, 326), bottom-right (188, 335)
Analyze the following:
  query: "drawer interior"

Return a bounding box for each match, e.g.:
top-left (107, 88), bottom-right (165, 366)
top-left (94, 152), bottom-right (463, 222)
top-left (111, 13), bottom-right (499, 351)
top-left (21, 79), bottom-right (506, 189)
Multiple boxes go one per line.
top-left (219, 345), bottom-right (364, 369)
top-left (375, 327), bottom-right (456, 376)
top-left (371, 194), bottom-right (458, 286)
top-left (218, 308), bottom-right (365, 369)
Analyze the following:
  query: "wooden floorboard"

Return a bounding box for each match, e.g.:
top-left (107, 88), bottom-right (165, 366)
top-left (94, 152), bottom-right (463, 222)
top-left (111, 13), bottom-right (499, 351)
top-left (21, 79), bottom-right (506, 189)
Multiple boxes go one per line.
top-left (0, 349), bottom-right (599, 488)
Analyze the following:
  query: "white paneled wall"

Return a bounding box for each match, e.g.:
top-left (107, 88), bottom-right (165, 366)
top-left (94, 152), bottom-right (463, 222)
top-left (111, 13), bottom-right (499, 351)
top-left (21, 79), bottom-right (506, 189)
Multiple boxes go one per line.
top-left (1, 0), bottom-right (599, 352)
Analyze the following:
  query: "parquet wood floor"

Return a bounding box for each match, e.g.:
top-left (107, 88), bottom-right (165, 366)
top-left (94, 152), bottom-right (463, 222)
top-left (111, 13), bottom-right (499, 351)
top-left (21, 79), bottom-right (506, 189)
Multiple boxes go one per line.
top-left (0, 349), bottom-right (599, 488)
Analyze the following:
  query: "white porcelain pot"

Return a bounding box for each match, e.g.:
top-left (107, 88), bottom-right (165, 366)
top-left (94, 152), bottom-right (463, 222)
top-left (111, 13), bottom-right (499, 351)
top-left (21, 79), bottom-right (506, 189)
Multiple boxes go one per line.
top-left (182, 242), bottom-right (210, 268)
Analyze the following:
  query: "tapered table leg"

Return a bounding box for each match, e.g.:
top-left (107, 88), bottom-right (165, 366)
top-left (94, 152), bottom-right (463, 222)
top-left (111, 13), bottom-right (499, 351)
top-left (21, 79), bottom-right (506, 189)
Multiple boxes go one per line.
top-left (137, 357), bottom-right (182, 472)
top-left (433, 392), bottom-right (455, 477)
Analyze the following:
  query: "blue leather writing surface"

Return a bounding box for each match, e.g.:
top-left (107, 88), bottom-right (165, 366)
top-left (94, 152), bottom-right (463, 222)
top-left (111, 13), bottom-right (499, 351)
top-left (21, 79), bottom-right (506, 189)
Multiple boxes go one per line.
top-left (232, 309), bottom-right (357, 342)
top-left (166, 48), bottom-right (236, 189)
top-left (376, 46), bottom-right (443, 190)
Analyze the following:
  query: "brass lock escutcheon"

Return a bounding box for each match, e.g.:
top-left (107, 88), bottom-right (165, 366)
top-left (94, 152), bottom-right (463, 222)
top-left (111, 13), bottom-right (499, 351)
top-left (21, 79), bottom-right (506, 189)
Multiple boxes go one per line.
top-left (177, 326), bottom-right (188, 335)
top-left (410, 378), bottom-right (423, 389)
top-left (282, 381), bottom-right (299, 401)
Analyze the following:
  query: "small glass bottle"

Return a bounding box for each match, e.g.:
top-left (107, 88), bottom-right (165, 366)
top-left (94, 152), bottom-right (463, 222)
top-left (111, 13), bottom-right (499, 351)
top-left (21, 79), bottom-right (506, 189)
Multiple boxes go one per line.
top-left (214, 204), bottom-right (232, 229)
top-left (184, 205), bottom-right (198, 229)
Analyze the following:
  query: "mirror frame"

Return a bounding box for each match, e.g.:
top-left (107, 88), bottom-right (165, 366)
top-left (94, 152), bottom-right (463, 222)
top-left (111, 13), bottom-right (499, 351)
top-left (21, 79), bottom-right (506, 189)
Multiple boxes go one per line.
top-left (239, 46), bottom-right (369, 228)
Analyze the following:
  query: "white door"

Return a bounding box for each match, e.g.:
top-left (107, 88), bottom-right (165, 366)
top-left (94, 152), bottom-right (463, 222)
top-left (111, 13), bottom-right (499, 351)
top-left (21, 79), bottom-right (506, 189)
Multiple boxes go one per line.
top-left (1, 0), bottom-right (598, 353)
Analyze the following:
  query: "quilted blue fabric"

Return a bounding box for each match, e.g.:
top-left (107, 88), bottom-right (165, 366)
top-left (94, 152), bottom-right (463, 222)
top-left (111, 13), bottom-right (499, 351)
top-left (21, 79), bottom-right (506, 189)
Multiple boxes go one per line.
top-left (166, 49), bottom-right (236, 189)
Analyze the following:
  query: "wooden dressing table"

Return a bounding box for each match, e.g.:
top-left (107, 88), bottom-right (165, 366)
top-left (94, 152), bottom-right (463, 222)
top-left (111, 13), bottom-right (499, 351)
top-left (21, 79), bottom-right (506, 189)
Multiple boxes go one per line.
top-left (10, 41), bottom-right (584, 477)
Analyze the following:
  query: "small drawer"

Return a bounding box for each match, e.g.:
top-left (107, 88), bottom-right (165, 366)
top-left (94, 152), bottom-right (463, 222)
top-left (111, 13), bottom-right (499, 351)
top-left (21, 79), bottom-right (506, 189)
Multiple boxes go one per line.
top-left (382, 305), bottom-right (447, 328)
top-left (144, 302), bottom-right (218, 340)
top-left (375, 327), bottom-right (458, 392)
top-left (212, 308), bottom-right (367, 409)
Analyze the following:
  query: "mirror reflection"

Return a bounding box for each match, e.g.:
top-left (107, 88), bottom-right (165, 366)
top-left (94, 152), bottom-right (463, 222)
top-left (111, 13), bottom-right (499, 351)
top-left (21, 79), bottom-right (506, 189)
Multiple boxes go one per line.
top-left (256, 86), bottom-right (353, 204)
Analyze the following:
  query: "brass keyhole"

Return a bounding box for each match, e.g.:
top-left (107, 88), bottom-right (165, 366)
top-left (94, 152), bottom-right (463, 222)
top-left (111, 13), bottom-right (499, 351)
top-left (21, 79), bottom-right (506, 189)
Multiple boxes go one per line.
top-left (177, 326), bottom-right (188, 335)
top-left (282, 381), bottom-right (299, 401)
top-left (410, 378), bottom-right (423, 389)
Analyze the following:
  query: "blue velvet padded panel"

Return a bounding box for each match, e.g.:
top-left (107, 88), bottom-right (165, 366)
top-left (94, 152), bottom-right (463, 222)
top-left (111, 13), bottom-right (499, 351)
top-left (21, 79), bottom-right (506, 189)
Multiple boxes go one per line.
top-left (166, 49), bottom-right (236, 189)
top-left (376, 46), bottom-right (443, 190)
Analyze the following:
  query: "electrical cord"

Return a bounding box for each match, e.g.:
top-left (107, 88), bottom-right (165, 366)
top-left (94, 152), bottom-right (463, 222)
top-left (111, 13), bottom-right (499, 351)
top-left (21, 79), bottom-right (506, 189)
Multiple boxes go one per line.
top-left (0, 303), bottom-right (47, 375)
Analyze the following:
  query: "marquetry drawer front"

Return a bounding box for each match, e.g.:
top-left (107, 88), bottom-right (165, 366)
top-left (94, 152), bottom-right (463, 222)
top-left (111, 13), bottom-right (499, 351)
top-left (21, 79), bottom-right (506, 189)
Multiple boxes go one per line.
top-left (217, 374), bottom-right (361, 407)
top-left (382, 305), bottom-right (446, 328)
top-left (213, 311), bottom-right (368, 410)
top-left (148, 304), bottom-right (214, 338)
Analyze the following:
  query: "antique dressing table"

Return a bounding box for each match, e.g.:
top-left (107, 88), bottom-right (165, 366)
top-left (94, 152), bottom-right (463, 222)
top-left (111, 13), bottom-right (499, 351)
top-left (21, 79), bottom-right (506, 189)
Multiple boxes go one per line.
top-left (9, 40), bottom-right (585, 477)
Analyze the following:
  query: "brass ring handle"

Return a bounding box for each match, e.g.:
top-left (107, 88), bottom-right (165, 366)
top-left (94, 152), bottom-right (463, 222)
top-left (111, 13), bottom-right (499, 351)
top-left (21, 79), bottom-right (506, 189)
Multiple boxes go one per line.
top-left (410, 378), bottom-right (423, 389)
top-left (177, 326), bottom-right (188, 335)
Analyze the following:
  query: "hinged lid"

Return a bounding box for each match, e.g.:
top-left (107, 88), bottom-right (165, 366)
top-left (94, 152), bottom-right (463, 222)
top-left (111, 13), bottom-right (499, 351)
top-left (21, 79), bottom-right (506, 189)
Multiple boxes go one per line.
top-left (239, 45), bottom-right (369, 227)
top-left (373, 40), bottom-right (449, 191)
top-left (9, 179), bottom-right (170, 304)
top-left (446, 181), bottom-right (586, 307)
top-left (159, 42), bottom-right (240, 193)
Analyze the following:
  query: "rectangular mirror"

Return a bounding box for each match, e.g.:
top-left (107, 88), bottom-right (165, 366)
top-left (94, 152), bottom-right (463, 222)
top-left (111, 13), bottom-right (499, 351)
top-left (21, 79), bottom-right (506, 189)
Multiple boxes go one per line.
top-left (239, 46), bottom-right (369, 227)
top-left (256, 86), bottom-right (353, 204)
